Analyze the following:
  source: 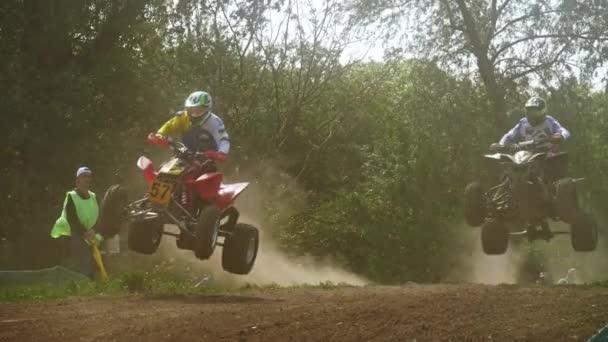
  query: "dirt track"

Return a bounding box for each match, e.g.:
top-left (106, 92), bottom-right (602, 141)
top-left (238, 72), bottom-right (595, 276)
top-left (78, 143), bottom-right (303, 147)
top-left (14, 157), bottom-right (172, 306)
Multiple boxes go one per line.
top-left (1, 284), bottom-right (608, 341)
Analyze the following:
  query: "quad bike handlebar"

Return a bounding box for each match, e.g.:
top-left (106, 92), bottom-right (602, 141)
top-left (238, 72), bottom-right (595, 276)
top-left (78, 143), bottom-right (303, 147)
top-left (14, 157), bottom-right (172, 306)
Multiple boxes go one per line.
top-left (147, 132), bottom-right (170, 147)
top-left (489, 138), bottom-right (554, 154)
top-left (146, 133), bottom-right (227, 163)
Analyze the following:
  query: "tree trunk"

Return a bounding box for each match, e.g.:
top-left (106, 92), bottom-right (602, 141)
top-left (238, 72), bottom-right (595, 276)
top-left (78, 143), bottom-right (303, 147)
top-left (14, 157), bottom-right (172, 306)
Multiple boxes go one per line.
top-left (475, 53), bottom-right (507, 130)
top-left (453, 0), bottom-right (507, 131)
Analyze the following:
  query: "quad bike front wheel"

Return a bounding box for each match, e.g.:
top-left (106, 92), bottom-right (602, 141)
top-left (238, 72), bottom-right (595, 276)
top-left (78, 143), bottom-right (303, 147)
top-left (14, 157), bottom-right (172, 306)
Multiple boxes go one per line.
top-left (128, 217), bottom-right (163, 254)
top-left (99, 184), bottom-right (127, 238)
top-left (571, 213), bottom-right (598, 252)
top-left (481, 219), bottom-right (509, 255)
top-left (222, 223), bottom-right (259, 275)
top-left (465, 182), bottom-right (486, 226)
top-left (194, 206), bottom-right (220, 260)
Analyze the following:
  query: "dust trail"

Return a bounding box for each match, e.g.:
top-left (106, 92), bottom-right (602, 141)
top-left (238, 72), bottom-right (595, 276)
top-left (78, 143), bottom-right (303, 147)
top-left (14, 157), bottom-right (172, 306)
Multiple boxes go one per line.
top-left (149, 160), bottom-right (367, 286)
top-left (237, 240), bottom-right (367, 286)
top-left (449, 212), bottom-right (608, 285)
top-left (503, 185), bottom-right (608, 285)
top-left (537, 218), bottom-right (608, 285)
top-left (155, 223), bottom-right (366, 287)
top-left (448, 224), bottom-right (524, 284)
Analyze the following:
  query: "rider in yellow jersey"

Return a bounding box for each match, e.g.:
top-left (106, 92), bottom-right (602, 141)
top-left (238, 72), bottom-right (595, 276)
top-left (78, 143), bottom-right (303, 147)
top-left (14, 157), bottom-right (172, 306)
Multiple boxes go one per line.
top-left (155, 91), bottom-right (230, 162)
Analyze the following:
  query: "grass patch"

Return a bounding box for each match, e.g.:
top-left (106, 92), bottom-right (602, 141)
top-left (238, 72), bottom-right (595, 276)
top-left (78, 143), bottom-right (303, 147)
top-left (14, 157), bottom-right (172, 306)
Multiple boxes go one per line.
top-left (1, 267), bottom-right (362, 303)
top-left (239, 280), bottom-right (357, 291)
top-left (591, 280), bottom-right (608, 287)
top-left (0, 270), bottom-right (230, 303)
top-left (0, 279), bottom-right (124, 302)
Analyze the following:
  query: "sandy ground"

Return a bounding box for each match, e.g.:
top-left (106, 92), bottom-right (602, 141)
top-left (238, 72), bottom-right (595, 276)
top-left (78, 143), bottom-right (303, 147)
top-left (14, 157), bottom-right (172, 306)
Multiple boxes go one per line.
top-left (1, 284), bottom-right (608, 341)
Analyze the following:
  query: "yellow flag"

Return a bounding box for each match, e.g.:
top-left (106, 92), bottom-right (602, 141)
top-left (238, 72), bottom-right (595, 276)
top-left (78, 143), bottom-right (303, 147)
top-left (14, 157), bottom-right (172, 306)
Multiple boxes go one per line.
top-left (91, 243), bottom-right (109, 281)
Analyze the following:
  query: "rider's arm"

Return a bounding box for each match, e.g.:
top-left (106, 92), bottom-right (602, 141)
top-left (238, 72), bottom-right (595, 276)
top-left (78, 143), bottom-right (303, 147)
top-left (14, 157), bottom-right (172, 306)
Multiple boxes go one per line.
top-left (210, 115), bottom-right (230, 155)
top-left (548, 116), bottom-right (570, 140)
top-left (157, 112), bottom-right (189, 137)
top-left (498, 120), bottom-right (524, 145)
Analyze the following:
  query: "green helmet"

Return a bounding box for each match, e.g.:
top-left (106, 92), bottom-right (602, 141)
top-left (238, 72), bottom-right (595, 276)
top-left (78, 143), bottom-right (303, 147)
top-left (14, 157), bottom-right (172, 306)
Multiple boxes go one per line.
top-left (184, 91), bottom-right (212, 108)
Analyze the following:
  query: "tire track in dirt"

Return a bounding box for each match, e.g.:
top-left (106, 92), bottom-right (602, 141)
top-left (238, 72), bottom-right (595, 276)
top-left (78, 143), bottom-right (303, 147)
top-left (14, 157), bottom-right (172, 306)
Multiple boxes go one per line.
top-left (1, 284), bottom-right (608, 341)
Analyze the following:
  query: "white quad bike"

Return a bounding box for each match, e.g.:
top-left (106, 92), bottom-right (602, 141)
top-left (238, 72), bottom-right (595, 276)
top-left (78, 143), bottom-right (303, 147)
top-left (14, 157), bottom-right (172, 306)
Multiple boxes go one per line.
top-left (464, 138), bottom-right (598, 255)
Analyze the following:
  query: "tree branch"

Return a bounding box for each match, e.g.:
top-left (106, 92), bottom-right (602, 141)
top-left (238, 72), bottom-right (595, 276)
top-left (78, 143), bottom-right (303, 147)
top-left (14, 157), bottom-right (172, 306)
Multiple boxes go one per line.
top-left (443, 1), bottom-right (465, 33)
top-left (491, 33), bottom-right (607, 63)
top-left (492, 9), bottom-right (562, 39)
top-left (453, 0), bottom-right (484, 53)
top-left (219, 2), bottom-right (241, 56)
top-left (505, 42), bottom-right (571, 81)
top-left (486, 0), bottom-right (499, 44)
top-left (496, 0), bottom-right (514, 18)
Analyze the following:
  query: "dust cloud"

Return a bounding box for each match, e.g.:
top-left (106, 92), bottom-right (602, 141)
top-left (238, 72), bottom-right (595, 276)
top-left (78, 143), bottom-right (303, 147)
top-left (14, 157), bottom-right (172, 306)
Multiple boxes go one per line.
top-left (449, 212), bottom-right (608, 285)
top-left (154, 223), bottom-right (367, 287)
top-left (447, 224), bottom-right (523, 284)
top-left (146, 160), bottom-right (367, 287)
top-left (538, 219), bottom-right (608, 285)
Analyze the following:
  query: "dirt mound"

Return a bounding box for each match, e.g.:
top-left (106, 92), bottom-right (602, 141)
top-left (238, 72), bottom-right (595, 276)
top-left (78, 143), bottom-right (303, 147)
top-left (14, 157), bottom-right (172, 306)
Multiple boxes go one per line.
top-left (2, 284), bottom-right (607, 341)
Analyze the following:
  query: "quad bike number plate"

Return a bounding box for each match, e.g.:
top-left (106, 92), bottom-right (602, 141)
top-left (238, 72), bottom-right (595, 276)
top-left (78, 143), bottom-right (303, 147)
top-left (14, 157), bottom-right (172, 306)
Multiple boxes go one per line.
top-left (147, 181), bottom-right (174, 206)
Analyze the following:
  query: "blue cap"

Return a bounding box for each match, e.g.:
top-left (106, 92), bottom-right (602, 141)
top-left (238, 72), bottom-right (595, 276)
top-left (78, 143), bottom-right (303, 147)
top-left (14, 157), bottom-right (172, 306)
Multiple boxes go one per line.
top-left (76, 166), bottom-right (92, 178)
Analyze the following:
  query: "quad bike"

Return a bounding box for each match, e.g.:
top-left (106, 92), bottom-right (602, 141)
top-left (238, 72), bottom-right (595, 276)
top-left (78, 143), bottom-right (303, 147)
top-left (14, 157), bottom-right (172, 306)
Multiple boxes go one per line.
top-left (464, 138), bottom-right (598, 255)
top-left (99, 134), bottom-right (259, 275)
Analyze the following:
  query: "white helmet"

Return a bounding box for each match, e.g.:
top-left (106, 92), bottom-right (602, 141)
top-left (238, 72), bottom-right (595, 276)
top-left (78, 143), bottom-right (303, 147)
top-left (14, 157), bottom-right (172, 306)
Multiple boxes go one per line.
top-left (525, 96), bottom-right (546, 125)
top-left (525, 96), bottom-right (546, 110)
top-left (184, 91), bottom-right (212, 109)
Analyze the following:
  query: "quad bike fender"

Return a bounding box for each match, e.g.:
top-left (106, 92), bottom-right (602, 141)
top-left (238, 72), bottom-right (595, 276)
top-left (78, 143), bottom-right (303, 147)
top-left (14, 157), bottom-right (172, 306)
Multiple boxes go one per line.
top-left (525, 152), bottom-right (546, 163)
top-left (196, 172), bottom-right (223, 200)
top-left (216, 182), bottom-right (249, 209)
top-left (484, 153), bottom-right (517, 163)
top-left (484, 153), bottom-right (502, 160)
top-left (137, 156), bottom-right (156, 183)
top-left (546, 151), bottom-right (568, 159)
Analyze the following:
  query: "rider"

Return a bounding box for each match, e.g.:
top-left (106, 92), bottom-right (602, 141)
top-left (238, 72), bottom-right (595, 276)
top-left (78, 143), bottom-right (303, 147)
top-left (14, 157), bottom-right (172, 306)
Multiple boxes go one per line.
top-left (153, 90), bottom-right (230, 166)
top-left (497, 96), bottom-right (571, 181)
top-left (499, 96), bottom-right (570, 146)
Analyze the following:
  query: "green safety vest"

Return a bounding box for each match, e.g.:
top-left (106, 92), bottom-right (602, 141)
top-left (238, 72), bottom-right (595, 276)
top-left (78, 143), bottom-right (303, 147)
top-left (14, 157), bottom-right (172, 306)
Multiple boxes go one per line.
top-left (51, 190), bottom-right (99, 238)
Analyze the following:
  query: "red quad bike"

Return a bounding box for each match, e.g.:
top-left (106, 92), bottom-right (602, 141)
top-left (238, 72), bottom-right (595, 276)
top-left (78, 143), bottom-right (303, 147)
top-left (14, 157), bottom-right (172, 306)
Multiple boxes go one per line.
top-left (101, 134), bottom-right (259, 275)
top-left (464, 138), bottom-right (598, 255)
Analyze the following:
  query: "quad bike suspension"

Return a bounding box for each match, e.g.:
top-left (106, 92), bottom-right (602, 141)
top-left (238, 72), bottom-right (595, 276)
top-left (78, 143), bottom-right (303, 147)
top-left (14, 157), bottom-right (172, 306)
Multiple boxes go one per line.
top-left (181, 190), bottom-right (188, 207)
top-left (487, 179), bottom-right (518, 219)
top-left (526, 220), bottom-right (553, 241)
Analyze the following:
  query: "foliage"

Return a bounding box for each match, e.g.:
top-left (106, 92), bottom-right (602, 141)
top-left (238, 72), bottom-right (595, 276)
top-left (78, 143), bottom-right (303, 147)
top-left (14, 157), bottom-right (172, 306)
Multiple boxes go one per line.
top-left (0, 270), bottom-right (228, 303)
top-left (350, 0), bottom-right (608, 127)
top-left (0, 0), bottom-right (607, 284)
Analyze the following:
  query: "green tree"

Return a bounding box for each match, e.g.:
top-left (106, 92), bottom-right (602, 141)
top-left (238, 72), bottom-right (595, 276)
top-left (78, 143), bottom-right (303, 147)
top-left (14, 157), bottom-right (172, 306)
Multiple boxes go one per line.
top-left (350, 0), bottom-right (608, 128)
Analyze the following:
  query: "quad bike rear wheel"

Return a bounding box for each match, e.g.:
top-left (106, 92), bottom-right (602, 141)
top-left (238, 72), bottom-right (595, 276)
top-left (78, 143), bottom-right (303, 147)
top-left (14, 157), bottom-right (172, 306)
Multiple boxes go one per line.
top-left (99, 184), bottom-right (127, 238)
top-left (481, 219), bottom-right (509, 255)
top-left (554, 178), bottom-right (580, 224)
top-left (465, 182), bottom-right (485, 226)
top-left (571, 213), bottom-right (598, 252)
top-left (222, 223), bottom-right (259, 275)
top-left (194, 206), bottom-right (220, 260)
top-left (128, 217), bottom-right (163, 254)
